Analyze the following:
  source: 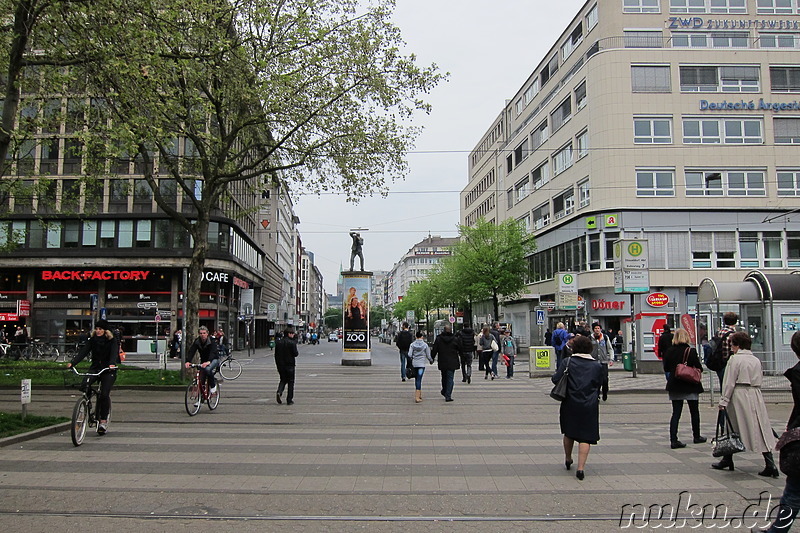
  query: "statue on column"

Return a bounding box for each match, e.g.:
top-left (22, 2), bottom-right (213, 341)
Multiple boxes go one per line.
top-left (349, 232), bottom-right (364, 271)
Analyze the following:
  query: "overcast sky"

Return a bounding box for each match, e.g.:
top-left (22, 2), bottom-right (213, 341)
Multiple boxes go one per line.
top-left (294, 0), bottom-right (586, 294)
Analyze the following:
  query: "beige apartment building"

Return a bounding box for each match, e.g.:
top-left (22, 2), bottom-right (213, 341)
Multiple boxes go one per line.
top-left (462, 0), bottom-right (800, 366)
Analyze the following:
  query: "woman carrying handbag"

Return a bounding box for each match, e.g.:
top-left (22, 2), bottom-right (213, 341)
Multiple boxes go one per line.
top-left (662, 328), bottom-right (706, 449)
top-left (713, 331), bottom-right (778, 476)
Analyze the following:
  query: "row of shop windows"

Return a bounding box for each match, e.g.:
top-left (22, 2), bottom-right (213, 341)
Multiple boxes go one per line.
top-left (527, 230), bottom-right (800, 282)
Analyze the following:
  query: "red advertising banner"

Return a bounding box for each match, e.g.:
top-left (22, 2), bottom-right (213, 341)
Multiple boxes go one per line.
top-left (681, 314), bottom-right (697, 345)
top-left (16, 300), bottom-right (31, 317)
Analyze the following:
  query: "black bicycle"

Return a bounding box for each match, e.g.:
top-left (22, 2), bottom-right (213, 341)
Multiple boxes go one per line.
top-left (64, 366), bottom-right (115, 446)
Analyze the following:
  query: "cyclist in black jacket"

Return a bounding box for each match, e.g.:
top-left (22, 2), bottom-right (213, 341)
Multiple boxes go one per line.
top-left (185, 327), bottom-right (220, 393)
top-left (67, 319), bottom-right (119, 435)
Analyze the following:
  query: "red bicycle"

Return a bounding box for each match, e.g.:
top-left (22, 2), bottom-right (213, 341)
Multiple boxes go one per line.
top-left (185, 363), bottom-right (220, 416)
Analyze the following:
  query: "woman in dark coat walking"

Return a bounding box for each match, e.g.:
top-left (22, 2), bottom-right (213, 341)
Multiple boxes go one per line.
top-left (662, 328), bottom-right (706, 449)
top-left (552, 334), bottom-right (603, 480)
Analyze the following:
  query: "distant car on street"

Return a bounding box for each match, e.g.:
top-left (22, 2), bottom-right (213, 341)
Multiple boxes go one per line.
top-left (328, 333), bottom-right (338, 342)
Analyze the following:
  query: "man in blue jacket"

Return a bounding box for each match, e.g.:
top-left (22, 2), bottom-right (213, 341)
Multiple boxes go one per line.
top-left (551, 322), bottom-right (569, 367)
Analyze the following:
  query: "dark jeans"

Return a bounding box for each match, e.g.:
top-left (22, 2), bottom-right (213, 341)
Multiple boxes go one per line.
top-left (277, 366), bottom-right (296, 402)
top-left (399, 350), bottom-right (409, 379)
top-left (670, 399), bottom-right (701, 442)
top-left (440, 369), bottom-right (455, 399)
top-left (506, 355), bottom-right (515, 378)
top-left (459, 352), bottom-right (473, 381)
top-left (480, 351), bottom-right (493, 376)
top-left (555, 348), bottom-right (565, 368)
top-left (84, 370), bottom-right (116, 420)
top-left (202, 359), bottom-right (220, 388)
top-left (768, 475), bottom-right (800, 532)
top-left (601, 363), bottom-right (609, 397)
top-left (491, 351), bottom-right (499, 376)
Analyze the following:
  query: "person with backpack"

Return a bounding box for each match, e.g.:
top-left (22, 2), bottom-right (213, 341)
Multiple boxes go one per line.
top-left (551, 322), bottom-right (569, 368)
top-left (408, 330), bottom-right (433, 403)
top-left (395, 322), bottom-right (413, 382)
top-left (706, 312), bottom-right (738, 386)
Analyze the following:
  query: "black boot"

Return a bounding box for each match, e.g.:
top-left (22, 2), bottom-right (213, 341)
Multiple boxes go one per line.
top-left (711, 455), bottom-right (734, 471)
top-left (759, 452), bottom-right (780, 478)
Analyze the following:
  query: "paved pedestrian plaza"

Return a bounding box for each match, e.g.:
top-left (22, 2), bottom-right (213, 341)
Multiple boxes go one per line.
top-left (0, 340), bottom-right (791, 532)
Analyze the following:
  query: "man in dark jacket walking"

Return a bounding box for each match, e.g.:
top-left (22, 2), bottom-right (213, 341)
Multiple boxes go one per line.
top-left (431, 325), bottom-right (461, 402)
top-left (395, 322), bottom-right (413, 382)
top-left (458, 326), bottom-right (476, 384)
top-left (275, 327), bottom-right (299, 405)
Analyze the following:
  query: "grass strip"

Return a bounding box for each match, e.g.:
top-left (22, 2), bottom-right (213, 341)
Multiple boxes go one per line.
top-left (0, 360), bottom-right (187, 387)
top-left (0, 411), bottom-right (70, 439)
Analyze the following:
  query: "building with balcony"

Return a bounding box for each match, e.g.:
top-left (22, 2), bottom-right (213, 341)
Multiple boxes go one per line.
top-left (462, 0), bottom-right (800, 369)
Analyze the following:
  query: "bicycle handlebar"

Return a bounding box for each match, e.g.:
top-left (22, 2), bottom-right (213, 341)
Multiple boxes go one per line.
top-left (69, 366), bottom-right (116, 377)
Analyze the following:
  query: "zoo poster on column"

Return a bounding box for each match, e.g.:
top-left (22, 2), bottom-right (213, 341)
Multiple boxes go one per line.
top-left (342, 274), bottom-right (370, 352)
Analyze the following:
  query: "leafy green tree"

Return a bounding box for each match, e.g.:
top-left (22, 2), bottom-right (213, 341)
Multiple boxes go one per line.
top-left (442, 218), bottom-right (536, 322)
top-left (67, 0), bottom-right (443, 341)
top-left (323, 307), bottom-right (342, 331)
top-left (369, 305), bottom-right (391, 331)
top-left (393, 279), bottom-right (437, 333)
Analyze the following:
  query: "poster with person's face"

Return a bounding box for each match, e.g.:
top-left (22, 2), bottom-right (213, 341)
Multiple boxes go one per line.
top-left (342, 274), bottom-right (370, 352)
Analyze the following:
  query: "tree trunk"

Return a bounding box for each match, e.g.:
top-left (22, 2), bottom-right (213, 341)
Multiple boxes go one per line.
top-left (492, 290), bottom-right (499, 325)
top-left (184, 217), bottom-right (209, 350)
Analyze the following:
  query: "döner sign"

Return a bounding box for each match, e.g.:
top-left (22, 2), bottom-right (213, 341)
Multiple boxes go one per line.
top-left (591, 299), bottom-right (626, 311)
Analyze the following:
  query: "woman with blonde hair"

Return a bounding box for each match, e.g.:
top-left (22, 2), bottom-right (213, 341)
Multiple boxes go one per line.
top-left (662, 328), bottom-right (705, 449)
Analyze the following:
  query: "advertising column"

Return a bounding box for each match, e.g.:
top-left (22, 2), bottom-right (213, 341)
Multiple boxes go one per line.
top-left (341, 271), bottom-right (372, 366)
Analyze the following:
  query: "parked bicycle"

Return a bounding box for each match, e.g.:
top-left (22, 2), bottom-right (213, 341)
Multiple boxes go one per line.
top-left (64, 366), bottom-right (115, 446)
top-left (217, 353), bottom-right (242, 380)
top-left (185, 363), bottom-right (220, 416)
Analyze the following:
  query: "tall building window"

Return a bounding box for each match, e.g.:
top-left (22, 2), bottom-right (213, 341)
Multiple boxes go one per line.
top-left (575, 81), bottom-right (587, 109)
top-left (631, 65), bottom-right (671, 92)
top-left (757, 0), bottom-right (799, 15)
top-left (532, 161), bottom-right (549, 189)
top-left (636, 169), bottom-right (675, 196)
top-left (541, 55), bottom-right (559, 86)
top-left (788, 232), bottom-right (800, 267)
top-left (523, 79), bottom-right (540, 105)
top-left (775, 118), bottom-right (800, 144)
top-left (680, 65), bottom-right (759, 92)
top-left (759, 33), bottom-right (800, 48)
top-left (672, 31), bottom-right (749, 48)
top-left (586, 4), bottom-right (598, 30)
top-left (82, 221), bottom-right (97, 247)
top-left (39, 138), bottom-right (59, 175)
top-left (553, 143), bottom-right (573, 176)
top-left (514, 176), bottom-right (531, 203)
top-left (578, 179), bottom-right (590, 208)
top-left (553, 188), bottom-right (575, 220)
top-left (771, 66), bottom-right (800, 92)
top-left (624, 0), bottom-right (660, 12)
top-left (777, 170), bottom-right (800, 195)
top-left (634, 117), bottom-right (672, 143)
top-left (533, 203), bottom-right (550, 229)
top-left (577, 130), bottom-right (589, 158)
top-left (672, 0), bottom-right (746, 13)
top-left (561, 24), bottom-right (583, 60)
top-left (531, 120), bottom-right (548, 148)
top-left (551, 97), bottom-right (572, 132)
top-left (682, 118), bottom-right (762, 144)
top-left (684, 170), bottom-right (765, 196)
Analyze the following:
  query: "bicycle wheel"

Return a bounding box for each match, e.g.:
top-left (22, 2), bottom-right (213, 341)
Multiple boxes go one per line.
top-left (218, 358), bottom-right (242, 380)
top-left (71, 397), bottom-right (89, 446)
top-left (185, 381), bottom-right (201, 416)
top-left (207, 385), bottom-right (220, 410)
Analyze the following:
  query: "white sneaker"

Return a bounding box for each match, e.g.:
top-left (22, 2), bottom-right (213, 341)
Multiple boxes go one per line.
top-left (210, 386), bottom-right (217, 394)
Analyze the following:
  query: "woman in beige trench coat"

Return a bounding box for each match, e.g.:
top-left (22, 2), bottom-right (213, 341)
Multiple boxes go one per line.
top-left (713, 331), bottom-right (778, 477)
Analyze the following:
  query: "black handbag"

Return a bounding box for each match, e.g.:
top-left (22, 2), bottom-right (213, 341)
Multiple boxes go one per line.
top-left (777, 427), bottom-right (800, 477)
top-left (405, 357), bottom-right (414, 379)
top-left (550, 357), bottom-right (570, 401)
top-left (711, 409), bottom-right (746, 457)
